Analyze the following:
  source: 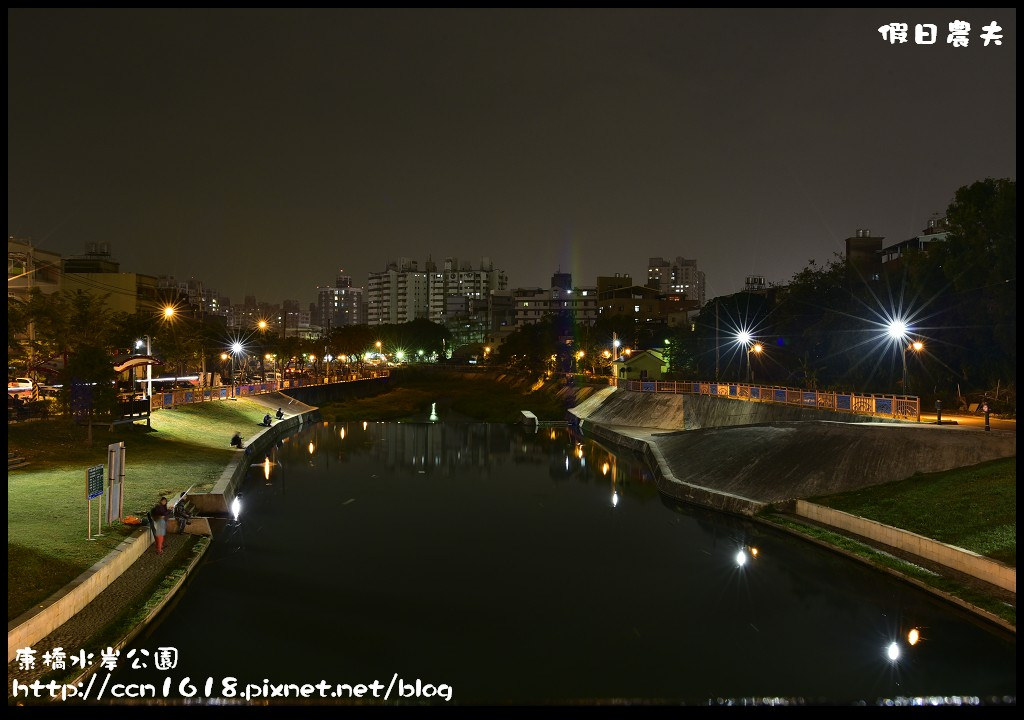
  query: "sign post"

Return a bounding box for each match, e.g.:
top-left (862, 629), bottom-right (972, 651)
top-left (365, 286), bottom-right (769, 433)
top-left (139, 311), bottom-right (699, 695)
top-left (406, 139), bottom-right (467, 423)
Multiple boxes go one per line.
top-left (107, 442), bottom-right (126, 523)
top-left (86, 465), bottom-right (104, 540)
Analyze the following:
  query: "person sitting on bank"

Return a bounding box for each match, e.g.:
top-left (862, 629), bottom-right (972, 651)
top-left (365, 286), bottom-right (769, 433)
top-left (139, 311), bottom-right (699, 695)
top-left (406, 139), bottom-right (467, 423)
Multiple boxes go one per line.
top-left (230, 432), bottom-right (244, 448)
top-left (173, 495), bottom-right (192, 534)
top-left (275, 408), bottom-right (284, 420)
top-left (262, 413), bottom-right (272, 427)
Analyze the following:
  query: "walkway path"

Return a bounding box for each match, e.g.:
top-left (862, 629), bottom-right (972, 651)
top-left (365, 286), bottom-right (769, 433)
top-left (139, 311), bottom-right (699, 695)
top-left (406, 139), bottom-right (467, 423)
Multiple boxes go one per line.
top-left (8, 533), bottom-right (197, 689)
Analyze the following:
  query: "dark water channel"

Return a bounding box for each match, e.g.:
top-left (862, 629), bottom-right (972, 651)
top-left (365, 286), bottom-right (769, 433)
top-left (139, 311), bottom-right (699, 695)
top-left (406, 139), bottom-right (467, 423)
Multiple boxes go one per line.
top-left (116, 421), bottom-right (1015, 705)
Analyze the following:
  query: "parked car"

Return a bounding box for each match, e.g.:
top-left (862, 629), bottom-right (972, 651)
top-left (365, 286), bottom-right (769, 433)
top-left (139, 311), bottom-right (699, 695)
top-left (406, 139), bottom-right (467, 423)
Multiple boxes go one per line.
top-left (7, 378), bottom-right (36, 399)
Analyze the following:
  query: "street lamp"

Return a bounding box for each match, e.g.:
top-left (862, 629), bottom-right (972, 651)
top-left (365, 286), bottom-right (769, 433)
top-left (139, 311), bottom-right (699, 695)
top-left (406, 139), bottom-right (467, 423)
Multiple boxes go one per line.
top-left (748, 343), bottom-right (763, 383)
top-left (903, 340), bottom-right (924, 394)
top-left (135, 335), bottom-right (154, 398)
top-left (735, 331), bottom-right (754, 382)
top-left (163, 305), bottom-right (176, 320)
top-left (230, 342), bottom-right (244, 385)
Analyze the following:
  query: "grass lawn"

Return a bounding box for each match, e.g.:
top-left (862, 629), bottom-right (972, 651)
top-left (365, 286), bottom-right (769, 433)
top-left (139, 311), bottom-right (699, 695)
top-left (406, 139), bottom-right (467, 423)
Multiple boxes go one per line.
top-left (322, 369), bottom-right (598, 423)
top-left (809, 457), bottom-right (1016, 566)
top-left (7, 397), bottom-right (270, 620)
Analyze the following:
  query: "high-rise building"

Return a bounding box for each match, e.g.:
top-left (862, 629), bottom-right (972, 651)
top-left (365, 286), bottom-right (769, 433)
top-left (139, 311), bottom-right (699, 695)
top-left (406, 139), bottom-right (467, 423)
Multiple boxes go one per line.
top-left (367, 258), bottom-right (429, 325)
top-left (317, 269), bottom-right (367, 331)
top-left (513, 273), bottom-right (598, 327)
top-left (428, 257), bottom-right (508, 325)
top-left (647, 256), bottom-right (706, 306)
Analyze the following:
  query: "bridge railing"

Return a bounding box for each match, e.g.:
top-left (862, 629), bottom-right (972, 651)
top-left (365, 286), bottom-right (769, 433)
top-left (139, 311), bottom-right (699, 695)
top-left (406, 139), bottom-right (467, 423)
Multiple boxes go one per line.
top-left (611, 378), bottom-right (920, 422)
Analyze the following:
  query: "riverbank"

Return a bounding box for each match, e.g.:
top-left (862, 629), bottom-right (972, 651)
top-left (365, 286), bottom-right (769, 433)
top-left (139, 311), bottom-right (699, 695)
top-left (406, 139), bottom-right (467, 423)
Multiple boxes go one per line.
top-left (570, 391), bottom-right (1016, 629)
top-left (7, 395), bottom-right (296, 620)
top-left (320, 368), bottom-right (602, 422)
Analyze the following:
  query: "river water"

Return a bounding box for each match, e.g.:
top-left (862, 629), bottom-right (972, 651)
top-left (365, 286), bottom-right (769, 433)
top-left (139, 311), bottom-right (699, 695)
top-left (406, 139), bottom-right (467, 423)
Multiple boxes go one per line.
top-left (115, 421), bottom-right (1015, 705)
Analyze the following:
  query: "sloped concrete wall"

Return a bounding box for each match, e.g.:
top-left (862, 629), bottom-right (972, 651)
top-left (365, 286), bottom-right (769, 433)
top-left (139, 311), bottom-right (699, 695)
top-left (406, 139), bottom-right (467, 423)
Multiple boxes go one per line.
top-left (652, 421), bottom-right (1016, 503)
top-left (572, 388), bottom-right (686, 430)
top-left (681, 393), bottom-right (893, 430)
top-left (571, 388), bottom-right (898, 432)
top-left (796, 501), bottom-right (1016, 592)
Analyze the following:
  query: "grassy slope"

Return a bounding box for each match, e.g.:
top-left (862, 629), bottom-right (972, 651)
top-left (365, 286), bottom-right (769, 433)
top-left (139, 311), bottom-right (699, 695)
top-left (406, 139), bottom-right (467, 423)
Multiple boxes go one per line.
top-left (809, 457), bottom-right (1016, 566)
top-left (7, 398), bottom-right (269, 619)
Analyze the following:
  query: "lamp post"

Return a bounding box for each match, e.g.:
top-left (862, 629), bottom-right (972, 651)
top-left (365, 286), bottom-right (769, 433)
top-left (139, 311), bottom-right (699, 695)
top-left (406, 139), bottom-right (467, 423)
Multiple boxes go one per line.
top-left (230, 342), bottom-right (244, 387)
top-left (903, 340), bottom-right (923, 394)
top-left (736, 331), bottom-right (752, 383)
top-left (136, 335), bottom-right (153, 398)
top-left (747, 343), bottom-right (763, 383)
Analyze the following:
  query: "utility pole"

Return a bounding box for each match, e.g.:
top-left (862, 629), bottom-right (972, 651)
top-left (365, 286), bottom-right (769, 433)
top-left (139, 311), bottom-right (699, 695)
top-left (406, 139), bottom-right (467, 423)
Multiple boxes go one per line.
top-left (199, 281), bottom-right (207, 386)
top-left (27, 241), bottom-right (35, 382)
top-left (714, 300), bottom-right (720, 381)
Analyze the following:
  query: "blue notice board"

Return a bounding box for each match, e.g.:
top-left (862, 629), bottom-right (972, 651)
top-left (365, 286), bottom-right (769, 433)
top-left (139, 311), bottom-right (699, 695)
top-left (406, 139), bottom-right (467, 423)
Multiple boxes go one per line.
top-left (87, 464), bottom-right (104, 499)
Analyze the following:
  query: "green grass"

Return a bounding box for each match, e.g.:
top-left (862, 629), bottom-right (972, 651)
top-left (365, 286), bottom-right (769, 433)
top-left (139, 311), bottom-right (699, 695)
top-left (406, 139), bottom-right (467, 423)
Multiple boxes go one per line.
top-left (763, 513), bottom-right (1016, 627)
top-left (809, 457), bottom-right (1016, 566)
top-left (7, 398), bottom-right (269, 620)
top-left (322, 369), bottom-right (597, 423)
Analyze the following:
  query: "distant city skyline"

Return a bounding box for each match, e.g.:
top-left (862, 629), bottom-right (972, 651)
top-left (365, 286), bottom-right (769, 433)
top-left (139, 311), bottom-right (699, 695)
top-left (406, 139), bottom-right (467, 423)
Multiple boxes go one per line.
top-left (9, 9), bottom-right (1016, 304)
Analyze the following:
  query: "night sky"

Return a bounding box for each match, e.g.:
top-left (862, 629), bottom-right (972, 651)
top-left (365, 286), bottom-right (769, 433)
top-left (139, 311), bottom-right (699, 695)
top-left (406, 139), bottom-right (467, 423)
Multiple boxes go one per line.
top-left (8, 9), bottom-right (1016, 305)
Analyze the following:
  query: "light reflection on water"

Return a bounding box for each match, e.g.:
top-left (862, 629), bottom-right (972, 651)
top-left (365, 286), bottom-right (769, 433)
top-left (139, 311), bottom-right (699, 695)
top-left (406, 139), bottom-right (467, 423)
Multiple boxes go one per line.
top-left (112, 422), bottom-right (1015, 705)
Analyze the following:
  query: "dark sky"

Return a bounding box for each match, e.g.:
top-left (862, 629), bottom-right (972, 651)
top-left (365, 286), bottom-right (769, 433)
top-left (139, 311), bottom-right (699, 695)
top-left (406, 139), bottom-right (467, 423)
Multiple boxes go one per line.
top-left (8, 9), bottom-right (1016, 305)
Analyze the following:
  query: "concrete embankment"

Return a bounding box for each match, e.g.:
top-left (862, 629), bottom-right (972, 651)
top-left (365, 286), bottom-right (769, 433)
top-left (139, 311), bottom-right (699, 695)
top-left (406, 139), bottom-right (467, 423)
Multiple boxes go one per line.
top-left (570, 388), bottom-right (1016, 512)
top-left (573, 387), bottom-right (897, 431)
top-left (188, 391), bottom-right (320, 514)
top-left (280, 377), bottom-right (391, 406)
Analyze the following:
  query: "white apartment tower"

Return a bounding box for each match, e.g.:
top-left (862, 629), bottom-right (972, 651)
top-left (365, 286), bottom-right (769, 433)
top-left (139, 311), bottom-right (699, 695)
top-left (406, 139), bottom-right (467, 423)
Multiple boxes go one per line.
top-left (367, 258), bottom-right (429, 325)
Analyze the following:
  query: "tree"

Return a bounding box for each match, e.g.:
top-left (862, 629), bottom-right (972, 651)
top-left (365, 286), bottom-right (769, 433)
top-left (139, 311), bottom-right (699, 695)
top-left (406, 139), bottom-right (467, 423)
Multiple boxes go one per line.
top-left (60, 344), bottom-right (118, 446)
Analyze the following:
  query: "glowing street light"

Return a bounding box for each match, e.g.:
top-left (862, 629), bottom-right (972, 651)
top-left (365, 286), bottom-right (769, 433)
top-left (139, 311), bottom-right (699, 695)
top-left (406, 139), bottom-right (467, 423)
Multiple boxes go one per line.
top-left (887, 642), bottom-right (901, 662)
top-left (163, 305), bottom-right (176, 319)
top-left (902, 339), bottom-right (924, 394)
top-left (887, 319), bottom-right (909, 341)
top-left (747, 342), bottom-right (763, 383)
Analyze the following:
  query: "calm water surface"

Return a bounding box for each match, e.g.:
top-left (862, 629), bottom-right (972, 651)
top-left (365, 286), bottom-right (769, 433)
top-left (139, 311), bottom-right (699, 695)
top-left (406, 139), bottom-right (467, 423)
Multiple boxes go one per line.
top-left (118, 421), bottom-right (1015, 704)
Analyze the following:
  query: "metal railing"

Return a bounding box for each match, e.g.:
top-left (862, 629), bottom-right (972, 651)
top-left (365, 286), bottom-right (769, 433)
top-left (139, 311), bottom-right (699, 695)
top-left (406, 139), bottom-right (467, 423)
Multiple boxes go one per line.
top-left (148, 370), bottom-right (390, 411)
top-left (611, 378), bottom-right (920, 421)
